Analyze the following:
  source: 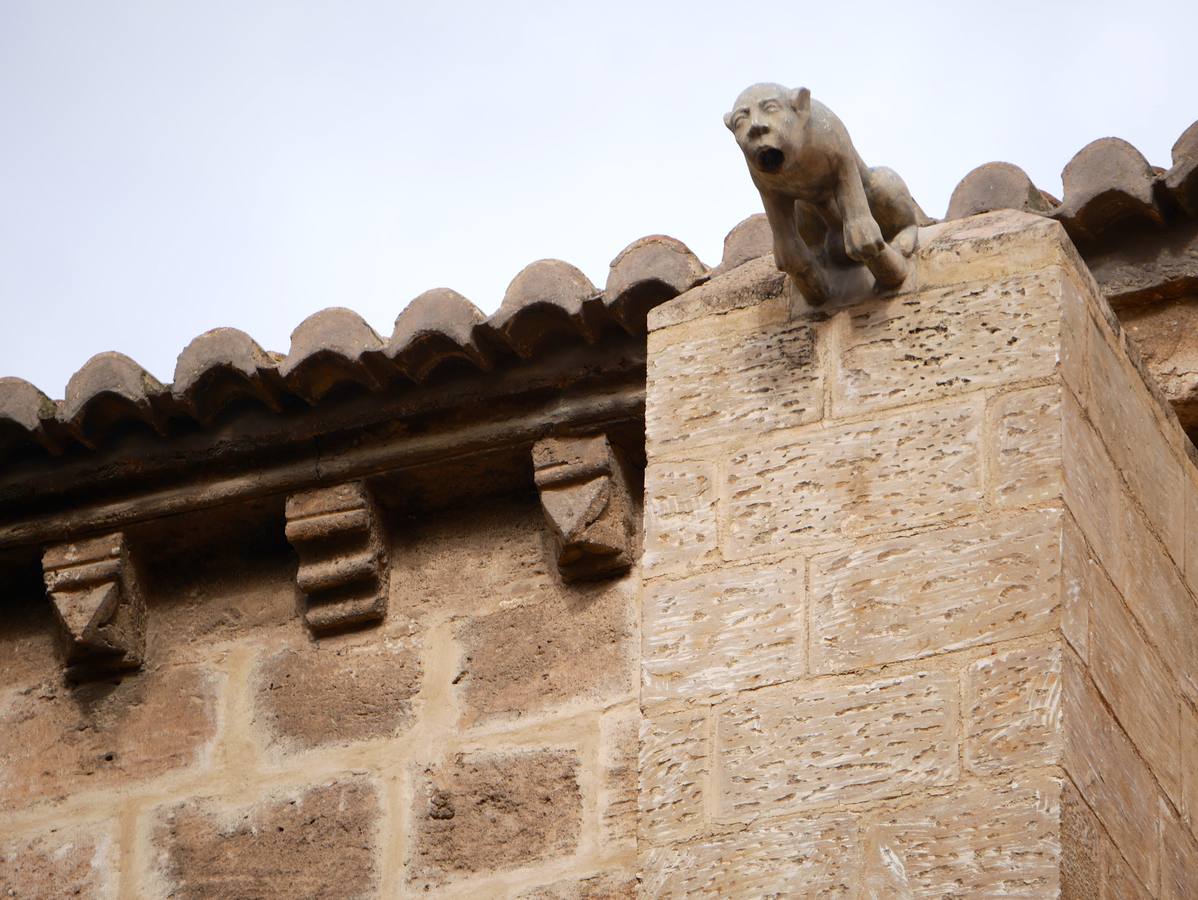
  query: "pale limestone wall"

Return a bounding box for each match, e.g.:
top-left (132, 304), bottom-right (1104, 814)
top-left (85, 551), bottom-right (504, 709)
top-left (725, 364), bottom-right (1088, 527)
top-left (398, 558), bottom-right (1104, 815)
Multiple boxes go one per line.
top-left (640, 209), bottom-right (1198, 897)
top-left (0, 497), bottom-right (639, 898)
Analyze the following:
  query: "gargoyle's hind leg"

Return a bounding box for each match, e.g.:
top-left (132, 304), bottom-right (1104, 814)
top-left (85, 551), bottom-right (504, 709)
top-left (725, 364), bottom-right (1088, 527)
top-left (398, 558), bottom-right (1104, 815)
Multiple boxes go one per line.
top-left (865, 166), bottom-right (924, 258)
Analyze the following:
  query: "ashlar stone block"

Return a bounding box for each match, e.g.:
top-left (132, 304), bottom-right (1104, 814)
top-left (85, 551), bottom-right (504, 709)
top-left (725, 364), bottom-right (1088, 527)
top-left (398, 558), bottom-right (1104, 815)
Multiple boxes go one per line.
top-left (284, 480), bottom-right (387, 635)
top-left (0, 824), bottom-right (117, 900)
top-left (717, 670), bottom-right (958, 820)
top-left (964, 644), bottom-right (1063, 774)
top-left (41, 531), bottom-right (146, 680)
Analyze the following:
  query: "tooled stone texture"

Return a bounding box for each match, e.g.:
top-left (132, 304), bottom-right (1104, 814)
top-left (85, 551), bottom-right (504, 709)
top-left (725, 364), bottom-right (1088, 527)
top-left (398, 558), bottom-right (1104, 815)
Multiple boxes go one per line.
top-left (518, 872), bottom-right (637, 899)
top-left (0, 824), bottom-right (117, 900)
top-left (252, 637), bottom-right (421, 752)
top-left (639, 707), bottom-right (708, 847)
top-left (716, 670), bottom-right (959, 820)
top-left (642, 811), bottom-right (858, 898)
top-left (642, 459), bottom-right (719, 578)
top-left (0, 664), bottom-right (218, 810)
top-left (407, 750), bottom-right (582, 889)
top-left (964, 644), bottom-right (1063, 774)
top-left (642, 559), bottom-right (804, 703)
top-left (153, 779), bottom-right (379, 900)
top-left (991, 383), bottom-right (1064, 508)
top-left (809, 509), bottom-right (1061, 674)
top-left (726, 399), bottom-right (981, 557)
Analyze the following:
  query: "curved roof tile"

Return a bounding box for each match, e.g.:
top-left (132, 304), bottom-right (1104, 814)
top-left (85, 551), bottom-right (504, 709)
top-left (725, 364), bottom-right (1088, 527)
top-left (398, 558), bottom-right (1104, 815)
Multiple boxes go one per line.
top-left (1164, 120), bottom-right (1198, 216)
top-left (604, 235), bottom-right (707, 331)
top-left (487, 259), bottom-right (598, 358)
top-left (60, 352), bottom-right (168, 445)
top-left (280, 308), bottom-right (394, 405)
top-left (386, 288), bottom-right (491, 382)
top-left (0, 377), bottom-right (60, 455)
top-left (173, 327), bottom-right (285, 422)
top-left (1054, 137), bottom-right (1163, 239)
top-left (946, 162), bottom-right (1055, 220)
top-left (716, 214), bottom-right (772, 274)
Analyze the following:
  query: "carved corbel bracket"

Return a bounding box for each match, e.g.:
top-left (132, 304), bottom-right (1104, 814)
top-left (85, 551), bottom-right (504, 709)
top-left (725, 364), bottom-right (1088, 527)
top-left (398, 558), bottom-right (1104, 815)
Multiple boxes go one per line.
top-left (41, 532), bottom-right (146, 681)
top-left (532, 434), bottom-right (635, 582)
top-left (285, 481), bottom-right (388, 635)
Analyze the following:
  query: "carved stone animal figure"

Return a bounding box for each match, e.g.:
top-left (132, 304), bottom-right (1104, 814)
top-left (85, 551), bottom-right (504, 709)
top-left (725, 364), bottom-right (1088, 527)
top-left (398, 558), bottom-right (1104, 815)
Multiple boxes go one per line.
top-left (725, 82), bottom-right (930, 303)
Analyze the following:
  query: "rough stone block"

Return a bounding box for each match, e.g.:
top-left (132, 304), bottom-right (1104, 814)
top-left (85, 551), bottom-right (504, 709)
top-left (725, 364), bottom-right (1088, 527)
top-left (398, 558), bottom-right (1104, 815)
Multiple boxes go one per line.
top-left (1063, 649), bottom-right (1159, 890)
top-left (964, 644), bottom-right (1062, 774)
top-left (599, 710), bottom-right (637, 848)
top-left (646, 312), bottom-right (821, 455)
top-left (0, 824), bottom-right (116, 899)
top-left (639, 707), bottom-right (708, 846)
top-left (832, 270), bottom-right (1062, 417)
top-left (1121, 296), bottom-right (1198, 432)
top-left (643, 560), bottom-right (804, 703)
top-left (726, 399), bottom-right (981, 558)
top-left (1088, 553), bottom-right (1181, 803)
top-left (42, 531), bottom-right (146, 680)
top-left (408, 750), bottom-right (581, 888)
top-left (454, 578), bottom-right (635, 726)
top-left (1183, 701), bottom-right (1198, 837)
top-left (532, 433), bottom-right (635, 582)
top-left (991, 383), bottom-right (1063, 508)
top-left (153, 779), bottom-right (378, 899)
top-left (1060, 516), bottom-right (1093, 661)
top-left (717, 670), bottom-right (958, 819)
top-left (252, 638), bottom-right (421, 752)
top-left (0, 664), bottom-right (218, 809)
top-left (811, 509), bottom-right (1061, 673)
top-left (1103, 839), bottom-right (1153, 899)
top-left (285, 480), bottom-right (387, 635)
top-left (642, 459), bottom-right (719, 578)
top-left (862, 776), bottom-right (1061, 897)
top-left (1187, 470), bottom-right (1198, 599)
top-left (641, 811), bottom-right (858, 898)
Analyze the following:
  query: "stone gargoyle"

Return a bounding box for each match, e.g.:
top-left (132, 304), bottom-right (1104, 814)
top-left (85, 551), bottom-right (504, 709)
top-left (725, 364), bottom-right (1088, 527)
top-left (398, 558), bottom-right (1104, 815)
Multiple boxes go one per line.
top-left (725, 83), bottom-right (931, 304)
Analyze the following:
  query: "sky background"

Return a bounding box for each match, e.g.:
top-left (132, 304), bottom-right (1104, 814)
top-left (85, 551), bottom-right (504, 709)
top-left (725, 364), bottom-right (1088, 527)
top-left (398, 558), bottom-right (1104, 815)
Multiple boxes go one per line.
top-left (1, 1), bottom-right (1195, 397)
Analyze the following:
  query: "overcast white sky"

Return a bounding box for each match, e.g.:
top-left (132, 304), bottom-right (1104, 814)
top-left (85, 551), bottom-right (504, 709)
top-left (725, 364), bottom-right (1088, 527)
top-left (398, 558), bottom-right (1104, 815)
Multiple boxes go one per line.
top-left (1, 1), bottom-right (1194, 396)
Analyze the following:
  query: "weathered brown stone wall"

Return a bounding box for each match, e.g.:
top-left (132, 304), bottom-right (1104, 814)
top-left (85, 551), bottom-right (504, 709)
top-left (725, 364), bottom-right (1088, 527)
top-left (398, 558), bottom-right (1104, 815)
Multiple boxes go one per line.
top-left (0, 496), bottom-right (639, 898)
top-left (640, 209), bottom-right (1198, 897)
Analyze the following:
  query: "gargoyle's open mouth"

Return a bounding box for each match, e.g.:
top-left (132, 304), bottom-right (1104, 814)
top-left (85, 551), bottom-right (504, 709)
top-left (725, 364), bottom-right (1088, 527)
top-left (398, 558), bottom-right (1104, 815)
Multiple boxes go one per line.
top-left (755, 147), bottom-right (785, 173)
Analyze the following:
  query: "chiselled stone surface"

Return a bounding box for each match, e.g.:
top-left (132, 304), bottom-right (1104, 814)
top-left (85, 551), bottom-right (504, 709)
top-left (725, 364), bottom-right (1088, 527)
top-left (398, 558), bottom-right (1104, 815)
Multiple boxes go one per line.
top-left (1063, 650), bottom-right (1160, 890)
top-left (647, 312), bottom-right (820, 454)
top-left (285, 480), bottom-right (387, 634)
top-left (1103, 841), bottom-right (1153, 900)
top-left (831, 270), bottom-right (1062, 416)
top-left (252, 638), bottom-right (421, 752)
top-left (642, 460), bottom-right (719, 578)
top-left (0, 824), bottom-right (116, 899)
top-left (1060, 517), bottom-right (1092, 660)
top-left (532, 434), bottom-right (635, 582)
top-left (0, 664), bottom-right (218, 809)
top-left (727, 399), bottom-right (981, 557)
top-left (717, 670), bottom-right (958, 819)
top-left (991, 383), bottom-right (1063, 508)
top-left (1161, 798), bottom-right (1198, 900)
top-left (964, 644), bottom-right (1062, 774)
top-left (408, 750), bottom-right (581, 888)
top-left (640, 708), bottom-right (708, 846)
top-left (42, 532), bottom-right (146, 680)
top-left (643, 560), bottom-right (803, 702)
top-left (863, 777), bottom-right (1061, 897)
top-left (1184, 702), bottom-right (1198, 838)
top-left (1088, 553), bottom-right (1181, 803)
top-left (642, 811), bottom-right (858, 897)
top-left (810, 509), bottom-right (1061, 673)
top-left (153, 779), bottom-right (378, 899)
top-left (454, 577), bottom-right (635, 726)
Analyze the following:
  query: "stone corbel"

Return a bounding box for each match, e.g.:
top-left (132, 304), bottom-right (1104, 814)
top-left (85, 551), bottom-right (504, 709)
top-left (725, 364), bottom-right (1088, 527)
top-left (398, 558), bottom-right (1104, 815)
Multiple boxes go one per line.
top-left (42, 532), bottom-right (146, 681)
top-left (284, 481), bottom-right (388, 635)
top-left (532, 433), bottom-right (635, 582)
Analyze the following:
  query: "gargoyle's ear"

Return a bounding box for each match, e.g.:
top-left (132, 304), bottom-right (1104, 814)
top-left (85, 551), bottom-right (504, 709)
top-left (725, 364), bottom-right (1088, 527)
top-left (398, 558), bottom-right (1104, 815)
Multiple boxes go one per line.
top-left (723, 111), bottom-right (734, 131)
top-left (791, 87), bottom-right (811, 114)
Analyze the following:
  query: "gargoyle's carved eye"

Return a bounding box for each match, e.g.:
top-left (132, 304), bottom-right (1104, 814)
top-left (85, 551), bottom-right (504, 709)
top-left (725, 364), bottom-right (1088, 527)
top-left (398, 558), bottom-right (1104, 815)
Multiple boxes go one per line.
top-left (761, 100), bottom-right (781, 113)
top-left (731, 112), bottom-right (748, 129)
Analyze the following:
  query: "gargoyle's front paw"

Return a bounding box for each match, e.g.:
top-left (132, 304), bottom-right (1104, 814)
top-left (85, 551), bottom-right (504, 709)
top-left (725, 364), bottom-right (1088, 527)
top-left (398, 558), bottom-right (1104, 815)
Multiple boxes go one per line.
top-left (844, 218), bottom-right (885, 261)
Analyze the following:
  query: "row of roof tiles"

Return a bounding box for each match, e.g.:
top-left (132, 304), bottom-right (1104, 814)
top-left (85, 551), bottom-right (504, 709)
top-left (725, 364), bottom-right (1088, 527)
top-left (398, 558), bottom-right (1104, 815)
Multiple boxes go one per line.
top-left (2, 119), bottom-right (1195, 462)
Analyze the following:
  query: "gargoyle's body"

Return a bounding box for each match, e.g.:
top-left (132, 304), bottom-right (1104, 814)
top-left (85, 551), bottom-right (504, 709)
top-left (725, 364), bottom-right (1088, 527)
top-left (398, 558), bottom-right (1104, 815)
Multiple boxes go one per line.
top-left (726, 83), bottom-right (930, 303)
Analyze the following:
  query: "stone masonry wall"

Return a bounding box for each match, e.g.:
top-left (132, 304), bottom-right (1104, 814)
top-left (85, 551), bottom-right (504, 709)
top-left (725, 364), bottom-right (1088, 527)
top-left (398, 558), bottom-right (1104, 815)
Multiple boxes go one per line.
top-left (0, 496), bottom-right (640, 898)
top-left (640, 209), bottom-right (1198, 897)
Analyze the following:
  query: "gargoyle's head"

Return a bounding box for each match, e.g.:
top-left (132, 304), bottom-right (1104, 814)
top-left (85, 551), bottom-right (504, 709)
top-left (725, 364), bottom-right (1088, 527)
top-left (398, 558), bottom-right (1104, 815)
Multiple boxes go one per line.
top-left (724, 83), bottom-right (812, 176)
